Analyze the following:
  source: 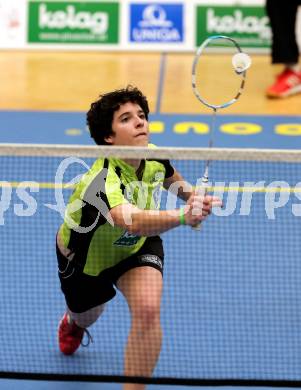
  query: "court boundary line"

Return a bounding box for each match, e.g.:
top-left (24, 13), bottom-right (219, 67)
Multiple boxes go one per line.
top-left (1, 182), bottom-right (300, 193)
top-left (155, 52), bottom-right (167, 114)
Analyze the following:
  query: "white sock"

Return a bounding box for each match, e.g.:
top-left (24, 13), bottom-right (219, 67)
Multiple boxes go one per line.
top-left (66, 312), bottom-right (74, 325)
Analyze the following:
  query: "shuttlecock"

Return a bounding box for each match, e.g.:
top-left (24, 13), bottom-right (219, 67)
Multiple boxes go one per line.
top-left (232, 52), bottom-right (251, 74)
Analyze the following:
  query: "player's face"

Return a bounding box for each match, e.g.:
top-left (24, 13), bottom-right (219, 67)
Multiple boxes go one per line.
top-left (105, 102), bottom-right (149, 146)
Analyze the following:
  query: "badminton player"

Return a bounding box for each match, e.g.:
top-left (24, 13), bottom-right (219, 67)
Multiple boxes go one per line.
top-left (56, 85), bottom-right (221, 390)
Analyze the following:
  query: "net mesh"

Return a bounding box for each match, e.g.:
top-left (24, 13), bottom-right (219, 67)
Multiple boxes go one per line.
top-left (1, 144), bottom-right (301, 385)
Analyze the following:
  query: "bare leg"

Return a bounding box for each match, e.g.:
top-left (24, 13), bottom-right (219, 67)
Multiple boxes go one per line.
top-left (67, 304), bottom-right (105, 328)
top-left (117, 266), bottom-right (163, 390)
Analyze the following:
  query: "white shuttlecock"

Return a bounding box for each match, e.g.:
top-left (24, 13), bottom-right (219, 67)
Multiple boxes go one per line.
top-left (232, 52), bottom-right (252, 74)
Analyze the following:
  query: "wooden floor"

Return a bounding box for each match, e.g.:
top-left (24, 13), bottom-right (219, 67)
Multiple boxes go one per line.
top-left (0, 50), bottom-right (300, 115)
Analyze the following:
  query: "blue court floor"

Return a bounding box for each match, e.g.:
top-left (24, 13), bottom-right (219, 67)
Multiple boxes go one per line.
top-left (0, 110), bottom-right (300, 390)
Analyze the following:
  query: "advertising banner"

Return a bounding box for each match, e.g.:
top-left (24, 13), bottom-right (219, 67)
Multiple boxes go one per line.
top-left (28, 1), bottom-right (119, 44)
top-left (0, 0), bottom-right (26, 48)
top-left (196, 5), bottom-right (271, 49)
top-left (2, 0), bottom-right (300, 52)
top-left (130, 3), bottom-right (184, 43)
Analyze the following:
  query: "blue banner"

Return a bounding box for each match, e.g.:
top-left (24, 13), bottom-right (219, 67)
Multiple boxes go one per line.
top-left (130, 3), bottom-right (183, 43)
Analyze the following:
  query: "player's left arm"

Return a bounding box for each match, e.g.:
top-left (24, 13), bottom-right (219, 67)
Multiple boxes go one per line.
top-left (163, 168), bottom-right (193, 202)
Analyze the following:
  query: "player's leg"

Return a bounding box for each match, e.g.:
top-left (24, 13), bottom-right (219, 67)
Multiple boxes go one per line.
top-left (266, 0), bottom-right (301, 97)
top-left (117, 266), bottom-right (163, 390)
top-left (266, 0), bottom-right (299, 64)
top-left (56, 240), bottom-right (116, 355)
top-left (67, 304), bottom-right (105, 328)
top-left (58, 304), bottom-right (105, 355)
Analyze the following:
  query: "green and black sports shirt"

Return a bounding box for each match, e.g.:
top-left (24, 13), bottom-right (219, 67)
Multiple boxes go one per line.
top-left (58, 144), bottom-right (174, 276)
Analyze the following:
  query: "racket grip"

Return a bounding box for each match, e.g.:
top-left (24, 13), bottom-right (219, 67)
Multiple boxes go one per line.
top-left (192, 175), bottom-right (209, 231)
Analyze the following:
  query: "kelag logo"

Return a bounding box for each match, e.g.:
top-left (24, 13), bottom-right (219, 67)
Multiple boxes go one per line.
top-left (28, 1), bottom-right (119, 44)
top-left (130, 3), bottom-right (183, 43)
top-left (196, 6), bottom-right (271, 49)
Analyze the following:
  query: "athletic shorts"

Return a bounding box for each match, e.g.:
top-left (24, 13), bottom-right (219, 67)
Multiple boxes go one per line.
top-left (56, 236), bottom-right (164, 313)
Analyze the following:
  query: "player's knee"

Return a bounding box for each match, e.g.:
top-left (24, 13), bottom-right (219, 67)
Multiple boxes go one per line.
top-left (133, 302), bottom-right (160, 330)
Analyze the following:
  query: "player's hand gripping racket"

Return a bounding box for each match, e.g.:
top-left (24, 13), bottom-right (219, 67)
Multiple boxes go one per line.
top-left (191, 35), bottom-right (251, 229)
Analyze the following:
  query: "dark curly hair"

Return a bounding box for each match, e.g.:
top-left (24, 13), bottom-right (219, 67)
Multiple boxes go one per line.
top-left (87, 85), bottom-right (150, 145)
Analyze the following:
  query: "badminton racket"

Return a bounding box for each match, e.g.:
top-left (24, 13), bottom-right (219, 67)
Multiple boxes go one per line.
top-left (191, 35), bottom-right (251, 229)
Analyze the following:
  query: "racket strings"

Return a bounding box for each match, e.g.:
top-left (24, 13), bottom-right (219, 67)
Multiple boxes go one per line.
top-left (192, 36), bottom-right (249, 110)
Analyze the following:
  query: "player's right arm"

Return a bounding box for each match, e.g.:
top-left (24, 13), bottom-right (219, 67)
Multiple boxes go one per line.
top-left (109, 194), bottom-right (221, 237)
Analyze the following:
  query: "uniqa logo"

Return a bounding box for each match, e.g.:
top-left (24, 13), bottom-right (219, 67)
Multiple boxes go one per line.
top-left (133, 4), bottom-right (181, 41)
top-left (206, 9), bottom-right (271, 39)
top-left (138, 4), bottom-right (172, 28)
top-left (38, 4), bottom-right (108, 35)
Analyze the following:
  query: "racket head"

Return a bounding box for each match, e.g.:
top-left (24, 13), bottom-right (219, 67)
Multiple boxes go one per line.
top-left (192, 35), bottom-right (248, 110)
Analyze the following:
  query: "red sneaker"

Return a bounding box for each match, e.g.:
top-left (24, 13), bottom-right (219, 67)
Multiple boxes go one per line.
top-left (266, 68), bottom-right (301, 98)
top-left (58, 313), bottom-right (89, 355)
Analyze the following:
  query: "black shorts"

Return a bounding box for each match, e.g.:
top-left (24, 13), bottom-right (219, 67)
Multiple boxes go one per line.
top-left (56, 236), bottom-right (164, 313)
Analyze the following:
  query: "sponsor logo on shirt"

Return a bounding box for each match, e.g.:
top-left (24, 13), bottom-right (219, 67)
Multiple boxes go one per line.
top-left (113, 230), bottom-right (141, 246)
